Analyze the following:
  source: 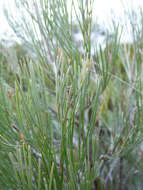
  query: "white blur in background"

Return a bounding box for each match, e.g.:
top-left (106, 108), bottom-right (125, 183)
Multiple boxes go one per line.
top-left (0, 0), bottom-right (143, 42)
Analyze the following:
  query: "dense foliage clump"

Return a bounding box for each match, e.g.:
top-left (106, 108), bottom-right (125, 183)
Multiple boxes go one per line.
top-left (0, 0), bottom-right (143, 189)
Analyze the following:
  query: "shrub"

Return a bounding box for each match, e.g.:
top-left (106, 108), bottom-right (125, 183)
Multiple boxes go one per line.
top-left (0, 0), bottom-right (143, 189)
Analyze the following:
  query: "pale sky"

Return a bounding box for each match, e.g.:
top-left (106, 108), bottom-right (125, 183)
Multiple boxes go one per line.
top-left (0, 0), bottom-right (143, 41)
